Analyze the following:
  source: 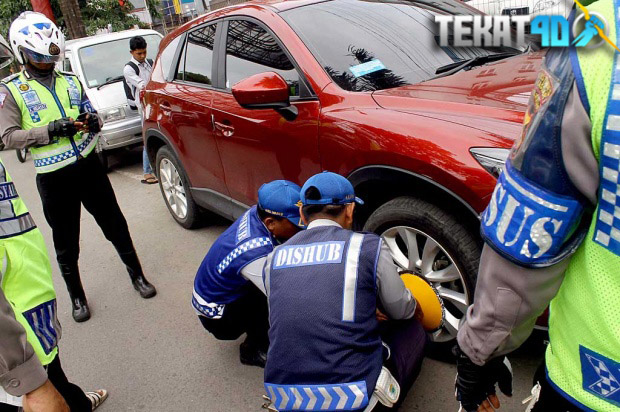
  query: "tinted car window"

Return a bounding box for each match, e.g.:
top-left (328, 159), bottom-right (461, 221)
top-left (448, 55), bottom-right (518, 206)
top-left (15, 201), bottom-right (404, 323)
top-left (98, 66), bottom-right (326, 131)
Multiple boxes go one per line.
top-left (282, 0), bottom-right (513, 92)
top-left (225, 20), bottom-right (299, 97)
top-left (178, 24), bottom-right (216, 85)
top-left (78, 34), bottom-right (161, 88)
top-left (159, 36), bottom-right (182, 81)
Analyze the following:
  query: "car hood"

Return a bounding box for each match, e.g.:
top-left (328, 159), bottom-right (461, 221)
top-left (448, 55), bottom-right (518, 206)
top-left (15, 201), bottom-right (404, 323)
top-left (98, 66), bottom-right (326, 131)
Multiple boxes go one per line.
top-left (83, 81), bottom-right (127, 111)
top-left (371, 51), bottom-right (544, 142)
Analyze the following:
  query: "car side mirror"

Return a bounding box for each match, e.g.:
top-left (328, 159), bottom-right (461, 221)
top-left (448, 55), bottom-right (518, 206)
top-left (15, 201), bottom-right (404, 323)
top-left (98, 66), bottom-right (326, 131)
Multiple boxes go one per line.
top-left (232, 72), bottom-right (298, 121)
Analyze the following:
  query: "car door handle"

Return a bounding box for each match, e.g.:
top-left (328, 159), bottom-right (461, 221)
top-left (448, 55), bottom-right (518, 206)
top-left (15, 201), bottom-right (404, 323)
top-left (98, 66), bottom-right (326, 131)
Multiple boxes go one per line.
top-left (160, 101), bottom-right (172, 116)
top-left (214, 120), bottom-right (235, 137)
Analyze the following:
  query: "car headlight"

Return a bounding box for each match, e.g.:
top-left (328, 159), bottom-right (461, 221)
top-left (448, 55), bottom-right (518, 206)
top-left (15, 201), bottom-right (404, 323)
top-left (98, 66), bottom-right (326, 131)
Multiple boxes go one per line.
top-left (470, 147), bottom-right (510, 178)
top-left (100, 106), bottom-right (126, 123)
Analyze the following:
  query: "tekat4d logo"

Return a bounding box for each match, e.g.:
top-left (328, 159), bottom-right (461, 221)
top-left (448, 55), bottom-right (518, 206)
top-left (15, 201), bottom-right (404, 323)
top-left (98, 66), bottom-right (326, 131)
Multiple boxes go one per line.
top-left (436, 0), bottom-right (620, 52)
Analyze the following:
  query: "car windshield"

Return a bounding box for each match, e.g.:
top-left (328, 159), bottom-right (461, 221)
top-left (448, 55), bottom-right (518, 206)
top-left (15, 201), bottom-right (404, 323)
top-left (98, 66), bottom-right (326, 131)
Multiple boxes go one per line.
top-left (281, 0), bottom-right (518, 92)
top-left (77, 34), bottom-right (161, 88)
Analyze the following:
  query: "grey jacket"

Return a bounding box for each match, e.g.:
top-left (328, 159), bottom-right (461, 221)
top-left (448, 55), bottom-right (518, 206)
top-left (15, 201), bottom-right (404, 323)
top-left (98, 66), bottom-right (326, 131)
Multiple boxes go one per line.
top-left (457, 81), bottom-right (598, 366)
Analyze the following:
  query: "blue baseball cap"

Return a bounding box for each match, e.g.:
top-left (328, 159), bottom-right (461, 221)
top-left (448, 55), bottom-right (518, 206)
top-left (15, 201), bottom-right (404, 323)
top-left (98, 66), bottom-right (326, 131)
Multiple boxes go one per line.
top-left (258, 180), bottom-right (304, 228)
top-left (300, 171), bottom-right (364, 206)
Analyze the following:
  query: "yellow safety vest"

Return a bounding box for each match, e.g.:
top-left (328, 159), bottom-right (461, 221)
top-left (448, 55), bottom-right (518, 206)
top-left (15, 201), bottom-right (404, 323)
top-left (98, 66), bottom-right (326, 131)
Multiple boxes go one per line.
top-left (3, 71), bottom-right (97, 173)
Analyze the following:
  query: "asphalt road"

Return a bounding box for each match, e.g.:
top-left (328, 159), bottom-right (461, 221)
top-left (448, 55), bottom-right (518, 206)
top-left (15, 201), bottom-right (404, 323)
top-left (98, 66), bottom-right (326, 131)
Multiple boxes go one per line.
top-left (3, 148), bottom-right (545, 412)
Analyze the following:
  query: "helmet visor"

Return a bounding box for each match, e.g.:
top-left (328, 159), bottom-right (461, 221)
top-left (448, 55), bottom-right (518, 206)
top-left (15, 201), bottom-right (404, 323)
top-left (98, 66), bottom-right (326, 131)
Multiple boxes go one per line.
top-left (21, 47), bottom-right (61, 64)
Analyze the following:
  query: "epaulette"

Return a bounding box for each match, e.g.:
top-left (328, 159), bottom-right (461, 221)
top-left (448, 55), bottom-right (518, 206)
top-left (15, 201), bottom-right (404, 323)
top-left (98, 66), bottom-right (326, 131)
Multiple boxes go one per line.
top-left (58, 70), bottom-right (76, 77)
top-left (1, 73), bottom-right (20, 84)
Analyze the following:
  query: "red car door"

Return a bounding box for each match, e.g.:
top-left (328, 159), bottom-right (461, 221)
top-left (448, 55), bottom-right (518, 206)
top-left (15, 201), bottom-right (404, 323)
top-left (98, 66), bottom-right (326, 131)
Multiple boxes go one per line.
top-left (211, 18), bottom-right (321, 209)
top-left (166, 23), bottom-right (228, 197)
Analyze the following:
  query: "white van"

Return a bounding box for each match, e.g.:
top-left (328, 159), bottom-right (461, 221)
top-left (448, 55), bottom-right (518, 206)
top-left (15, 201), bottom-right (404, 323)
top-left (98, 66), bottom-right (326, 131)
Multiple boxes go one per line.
top-left (60, 29), bottom-right (162, 169)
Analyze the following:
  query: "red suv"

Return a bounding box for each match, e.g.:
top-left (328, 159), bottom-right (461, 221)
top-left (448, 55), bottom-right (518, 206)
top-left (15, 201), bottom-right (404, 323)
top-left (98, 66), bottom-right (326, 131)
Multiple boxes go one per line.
top-left (143, 0), bottom-right (542, 350)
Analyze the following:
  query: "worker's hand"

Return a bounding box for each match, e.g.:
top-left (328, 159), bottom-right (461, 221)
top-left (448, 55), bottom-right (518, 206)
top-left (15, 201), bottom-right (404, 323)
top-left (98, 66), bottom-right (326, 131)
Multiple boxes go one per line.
top-left (455, 345), bottom-right (512, 412)
top-left (376, 308), bottom-right (389, 322)
top-left (80, 113), bottom-right (101, 134)
top-left (47, 118), bottom-right (78, 139)
top-left (22, 379), bottom-right (69, 412)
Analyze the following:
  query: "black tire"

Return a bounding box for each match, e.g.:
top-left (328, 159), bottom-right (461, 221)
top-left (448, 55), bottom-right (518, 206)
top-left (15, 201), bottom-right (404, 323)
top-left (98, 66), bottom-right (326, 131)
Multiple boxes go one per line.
top-left (363, 196), bottom-right (481, 360)
top-left (15, 148), bottom-right (27, 163)
top-left (155, 145), bottom-right (201, 229)
top-left (97, 149), bottom-right (109, 172)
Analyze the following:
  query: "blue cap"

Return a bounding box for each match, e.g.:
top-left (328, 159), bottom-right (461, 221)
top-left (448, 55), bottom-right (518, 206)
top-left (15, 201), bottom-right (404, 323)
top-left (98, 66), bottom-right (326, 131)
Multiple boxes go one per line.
top-left (300, 171), bottom-right (364, 206)
top-left (258, 180), bottom-right (304, 227)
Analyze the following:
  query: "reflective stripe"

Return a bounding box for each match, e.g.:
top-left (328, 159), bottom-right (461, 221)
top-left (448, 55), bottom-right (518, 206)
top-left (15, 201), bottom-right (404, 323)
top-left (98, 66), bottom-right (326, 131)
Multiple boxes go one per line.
top-left (216, 236), bottom-right (271, 274)
top-left (0, 213), bottom-right (36, 239)
top-left (22, 300), bottom-right (59, 355)
top-left (342, 233), bottom-right (363, 322)
top-left (502, 165), bottom-right (569, 212)
top-left (264, 381), bottom-right (369, 411)
top-left (32, 133), bottom-right (97, 173)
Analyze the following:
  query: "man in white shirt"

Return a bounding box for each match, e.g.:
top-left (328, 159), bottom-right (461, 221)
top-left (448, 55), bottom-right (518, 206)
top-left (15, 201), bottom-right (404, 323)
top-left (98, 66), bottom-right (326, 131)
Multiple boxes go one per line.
top-left (122, 36), bottom-right (157, 184)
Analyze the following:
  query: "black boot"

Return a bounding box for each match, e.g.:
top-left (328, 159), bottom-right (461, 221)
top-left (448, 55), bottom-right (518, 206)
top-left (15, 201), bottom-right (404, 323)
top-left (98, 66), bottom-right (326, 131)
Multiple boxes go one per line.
top-left (58, 263), bottom-right (90, 322)
top-left (118, 250), bottom-right (156, 298)
top-left (239, 341), bottom-right (267, 368)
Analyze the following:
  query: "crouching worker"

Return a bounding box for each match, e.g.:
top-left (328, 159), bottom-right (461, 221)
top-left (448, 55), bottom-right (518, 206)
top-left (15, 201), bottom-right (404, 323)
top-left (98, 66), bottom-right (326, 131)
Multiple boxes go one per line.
top-left (262, 172), bottom-right (427, 412)
top-left (192, 180), bottom-right (303, 368)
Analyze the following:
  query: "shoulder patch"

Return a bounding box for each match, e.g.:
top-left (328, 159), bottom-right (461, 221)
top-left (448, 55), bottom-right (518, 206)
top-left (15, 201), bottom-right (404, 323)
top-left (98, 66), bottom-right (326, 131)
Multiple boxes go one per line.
top-left (1, 73), bottom-right (20, 84)
top-left (272, 241), bottom-right (345, 269)
top-left (481, 161), bottom-right (584, 267)
top-left (0, 93), bottom-right (6, 108)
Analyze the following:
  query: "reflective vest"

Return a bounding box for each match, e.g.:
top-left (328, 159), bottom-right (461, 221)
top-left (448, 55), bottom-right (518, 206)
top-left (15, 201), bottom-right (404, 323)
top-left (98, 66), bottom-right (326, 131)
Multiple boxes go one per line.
top-left (3, 71), bottom-right (97, 174)
top-left (264, 226), bottom-right (383, 411)
top-left (545, 1), bottom-right (620, 410)
top-left (0, 159), bottom-right (60, 366)
top-left (193, 206), bottom-right (274, 313)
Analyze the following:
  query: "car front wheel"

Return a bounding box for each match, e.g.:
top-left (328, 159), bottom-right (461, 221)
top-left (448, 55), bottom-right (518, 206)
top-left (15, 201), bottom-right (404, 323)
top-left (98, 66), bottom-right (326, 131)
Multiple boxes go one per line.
top-left (156, 146), bottom-right (200, 229)
top-left (363, 196), bottom-right (481, 356)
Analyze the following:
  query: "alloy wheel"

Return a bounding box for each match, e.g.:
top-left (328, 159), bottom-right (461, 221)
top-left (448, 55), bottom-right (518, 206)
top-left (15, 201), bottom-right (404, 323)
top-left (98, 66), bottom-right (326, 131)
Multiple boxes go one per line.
top-left (159, 158), bottom-right (188, 219)
top-left (381, 226), bottom-right (469, 343)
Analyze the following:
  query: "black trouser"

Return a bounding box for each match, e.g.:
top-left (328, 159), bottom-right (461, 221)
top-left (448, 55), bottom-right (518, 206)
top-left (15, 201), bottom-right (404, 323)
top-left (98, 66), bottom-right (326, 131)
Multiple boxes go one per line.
top-left (372, 318), bottom-right (428, 411)
top-left (530, 362), bottom-right (584, 412)
top-left (198, 283), bottom-right (269, 352)
top-left (0, 354), bottom-right (90, 412)
top-left (36, 154), bottom-right (135, 266)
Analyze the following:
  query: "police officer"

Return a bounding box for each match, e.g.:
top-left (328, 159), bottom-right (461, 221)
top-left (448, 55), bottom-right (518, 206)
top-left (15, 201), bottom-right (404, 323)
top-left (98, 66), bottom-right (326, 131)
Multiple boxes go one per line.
top-left (0, 158), bottom-right (107, 411)
top-left (193, 180), bottom-right (303, 368)
top-left (454, 1), bottom-right (620, 410)
top-left (262, 172), bottom-right (426, 412)
top-left (0, 12), bottom-right (156, 323)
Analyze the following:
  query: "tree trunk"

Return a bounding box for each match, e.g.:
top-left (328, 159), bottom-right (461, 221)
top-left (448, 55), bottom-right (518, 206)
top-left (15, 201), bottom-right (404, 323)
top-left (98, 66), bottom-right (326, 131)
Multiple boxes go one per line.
top-left (30, 0), bottom-right (56, 23)
top-left (58, 0), bottom-right (87, 39)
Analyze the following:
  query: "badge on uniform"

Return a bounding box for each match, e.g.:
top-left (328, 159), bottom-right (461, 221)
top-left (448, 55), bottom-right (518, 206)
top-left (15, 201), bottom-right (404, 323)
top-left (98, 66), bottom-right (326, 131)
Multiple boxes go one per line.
top-left (580, 345), bottom-right (620, 407)
top-left (480, 161), bottom-right (583, 267)
top-left (18, 83), bottom-right (29, 92)
top-left (272, 241), bottom-right (345, 269)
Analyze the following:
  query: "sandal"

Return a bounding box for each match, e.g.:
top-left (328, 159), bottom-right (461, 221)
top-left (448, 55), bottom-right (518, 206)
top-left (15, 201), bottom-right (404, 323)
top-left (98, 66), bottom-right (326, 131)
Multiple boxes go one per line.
top-left (86, 389), bottom-right (108, 410)
top-left (141, 174), bottom-right (158, 184)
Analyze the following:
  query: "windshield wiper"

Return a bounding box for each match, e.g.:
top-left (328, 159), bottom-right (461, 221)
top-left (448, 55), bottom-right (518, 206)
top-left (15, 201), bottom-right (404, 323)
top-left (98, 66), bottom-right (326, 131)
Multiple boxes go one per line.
top-left (433, 52), bottom-right (519, 79)
top-left (96, 75), bottom-right (124, 90)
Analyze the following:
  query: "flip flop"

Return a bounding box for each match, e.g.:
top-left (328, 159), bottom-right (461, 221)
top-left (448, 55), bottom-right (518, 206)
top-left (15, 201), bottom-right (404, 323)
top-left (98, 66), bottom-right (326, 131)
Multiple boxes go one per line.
top-left (86, 389), bottom-right (108, 410)
top-left (141, 174), bottom-right (158, 184)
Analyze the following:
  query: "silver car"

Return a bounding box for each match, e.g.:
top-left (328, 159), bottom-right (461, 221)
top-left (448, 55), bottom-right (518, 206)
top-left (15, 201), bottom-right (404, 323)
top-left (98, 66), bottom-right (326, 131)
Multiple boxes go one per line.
top-left (60, 29), bottom-right (162, 169)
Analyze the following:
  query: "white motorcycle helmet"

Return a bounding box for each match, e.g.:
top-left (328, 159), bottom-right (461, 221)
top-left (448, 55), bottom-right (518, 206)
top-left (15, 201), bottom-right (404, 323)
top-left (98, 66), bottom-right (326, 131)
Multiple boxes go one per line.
top-left (9, 11), bottom-right (65, 65)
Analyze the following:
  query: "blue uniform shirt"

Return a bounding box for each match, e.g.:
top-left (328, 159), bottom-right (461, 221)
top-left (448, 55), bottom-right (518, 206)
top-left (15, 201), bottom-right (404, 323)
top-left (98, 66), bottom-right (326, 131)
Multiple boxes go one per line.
top-left (192, 206), bottom-right (273, 317)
